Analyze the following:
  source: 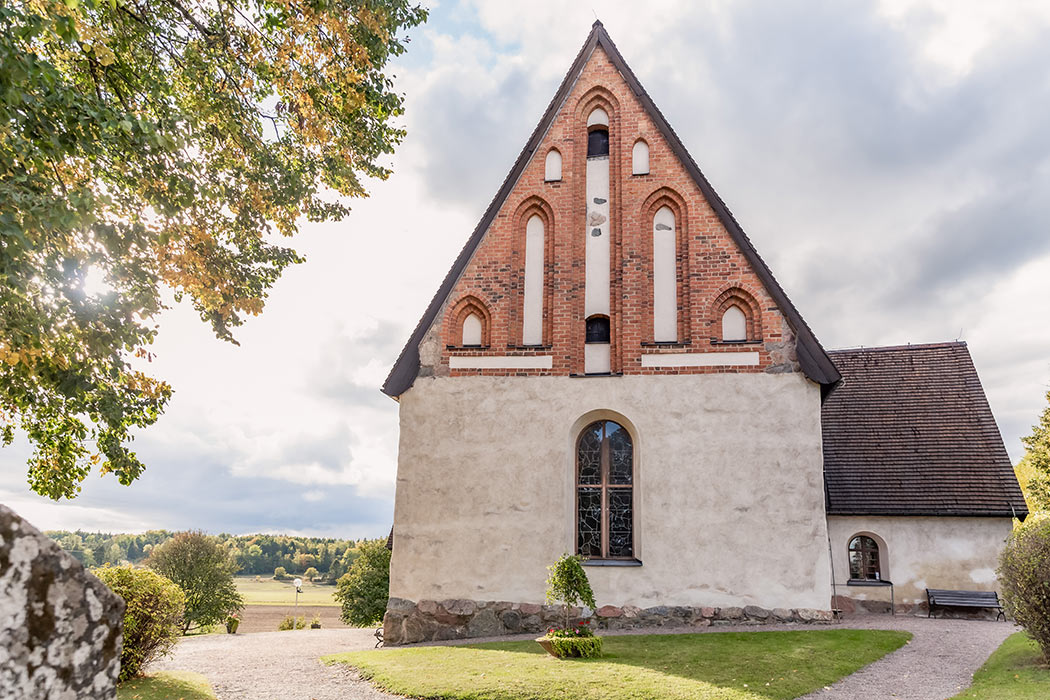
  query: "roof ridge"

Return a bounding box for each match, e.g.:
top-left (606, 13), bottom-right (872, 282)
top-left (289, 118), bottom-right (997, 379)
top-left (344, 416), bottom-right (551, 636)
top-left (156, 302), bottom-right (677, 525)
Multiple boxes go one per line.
top-left (828, 341), bottom-right (968, 355)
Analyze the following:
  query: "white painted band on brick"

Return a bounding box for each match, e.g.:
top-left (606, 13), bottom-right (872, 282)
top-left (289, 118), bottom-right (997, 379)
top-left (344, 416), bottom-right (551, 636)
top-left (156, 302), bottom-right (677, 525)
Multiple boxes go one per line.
top-left (640, 351), bottom-right (760, 368)
top-left (450, 355), bottom-right (554, 370)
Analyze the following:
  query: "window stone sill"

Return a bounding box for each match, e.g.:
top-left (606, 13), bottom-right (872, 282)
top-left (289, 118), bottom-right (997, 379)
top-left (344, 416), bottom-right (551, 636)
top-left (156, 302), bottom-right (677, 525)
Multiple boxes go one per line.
top-left (846, 579), bottom-right (893, 586)
top-left (582, 558), bottom-right (642, 567)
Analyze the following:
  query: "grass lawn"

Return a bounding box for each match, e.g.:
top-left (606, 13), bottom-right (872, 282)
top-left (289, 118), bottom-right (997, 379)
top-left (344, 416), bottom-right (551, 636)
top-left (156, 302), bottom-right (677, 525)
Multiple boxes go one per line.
top-left (117, 671), bottom-right (216, 700)
top-left (950, 633), bottom-right (1050, 699)
top-left (234, 575), bottom-right (338, 606)
top-left (326, 629), bottom-right (911, 700)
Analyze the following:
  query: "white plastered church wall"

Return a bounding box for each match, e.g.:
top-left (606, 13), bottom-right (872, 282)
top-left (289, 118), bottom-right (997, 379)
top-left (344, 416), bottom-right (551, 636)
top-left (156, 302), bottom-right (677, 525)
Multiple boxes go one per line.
top-left (389, 372), bottom-right (832, 610)
top-left (826, 515), bottom-right (1013, 606)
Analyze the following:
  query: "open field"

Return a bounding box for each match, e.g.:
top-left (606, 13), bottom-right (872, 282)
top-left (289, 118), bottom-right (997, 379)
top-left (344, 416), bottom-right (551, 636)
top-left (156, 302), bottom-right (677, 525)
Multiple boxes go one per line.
top-left (329, 629), bottom-right (911, 700)
top-left (234, 604), bottom-right (354, 634)
top-left (950, 633), bottom-right (1050, 699)
top-left (234, 575), bottom-right (339, 606)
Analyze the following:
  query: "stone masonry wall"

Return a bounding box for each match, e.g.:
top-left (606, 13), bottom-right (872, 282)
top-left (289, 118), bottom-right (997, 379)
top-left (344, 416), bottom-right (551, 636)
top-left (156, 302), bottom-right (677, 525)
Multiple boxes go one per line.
top-left (0, 504), bottom-right (124, 699)
top-left (382, 597), bottom-right (833, 645)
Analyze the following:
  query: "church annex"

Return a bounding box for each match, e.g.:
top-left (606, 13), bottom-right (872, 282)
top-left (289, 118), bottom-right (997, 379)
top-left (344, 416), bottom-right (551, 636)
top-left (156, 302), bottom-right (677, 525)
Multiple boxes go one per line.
top-left (380, 22), bottom-right (1027, 644)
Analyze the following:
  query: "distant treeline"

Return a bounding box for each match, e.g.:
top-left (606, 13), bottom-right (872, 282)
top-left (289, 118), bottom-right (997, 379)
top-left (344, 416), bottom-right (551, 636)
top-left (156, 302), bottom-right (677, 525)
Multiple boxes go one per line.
top-left (46, 530), bottom-right (377, 580)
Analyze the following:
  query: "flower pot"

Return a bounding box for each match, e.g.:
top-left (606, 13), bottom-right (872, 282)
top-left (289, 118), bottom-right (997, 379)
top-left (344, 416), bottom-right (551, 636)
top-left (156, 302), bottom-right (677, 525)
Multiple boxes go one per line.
top-left (536, 637), bottom-right (558, 658)
top-left (310, 623), bottom-right (321, 629)
top-left (225, 619), bottom-right (240, 634)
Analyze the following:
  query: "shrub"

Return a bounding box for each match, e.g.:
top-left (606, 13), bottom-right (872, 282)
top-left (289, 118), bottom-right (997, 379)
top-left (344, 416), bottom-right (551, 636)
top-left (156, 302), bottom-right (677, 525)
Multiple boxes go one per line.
top-left (304, 566), bottom-right (319, 581)
top-left (94, 565), bottom-right (185, 681)
top-left (998, 516), bottom-right (1050, 662)
top-left (277, 615), bottom-right (307, 631)
top-left (539, 635), bottom-right (603, 659)
top-left (274, 566), bottom-right (289, 580)
top-left (311, 613), bottom-right (322, 628)
top-left (334, 540), bottom-right (390, 626)
top-left (545, 554), bottom-right (597, 630)
top-left (146, 531), bottom-right (244, 634)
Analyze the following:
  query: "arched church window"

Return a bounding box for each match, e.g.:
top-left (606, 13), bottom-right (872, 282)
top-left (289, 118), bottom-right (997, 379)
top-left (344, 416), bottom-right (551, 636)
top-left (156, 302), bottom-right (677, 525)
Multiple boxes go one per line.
top-left (721, 305), bottom-right (747, 342)
top-left (544, 149), bottom-right (562, 182)
top-left (848, 535), bottom-right (881, 580)
top-left (462, 313), bottom-right (482, 347)
top-left (577, 420), bottom-right (633, 559)
top-left (632, 139), bottom-right (650, 175)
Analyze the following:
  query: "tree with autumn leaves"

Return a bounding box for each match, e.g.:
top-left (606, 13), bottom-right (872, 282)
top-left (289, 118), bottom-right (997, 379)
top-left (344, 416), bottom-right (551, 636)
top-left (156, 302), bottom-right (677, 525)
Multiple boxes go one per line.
top-left (0, 0), bottom-right (426, 498)
top-left (1017, 390), bottom-right (1050, 514)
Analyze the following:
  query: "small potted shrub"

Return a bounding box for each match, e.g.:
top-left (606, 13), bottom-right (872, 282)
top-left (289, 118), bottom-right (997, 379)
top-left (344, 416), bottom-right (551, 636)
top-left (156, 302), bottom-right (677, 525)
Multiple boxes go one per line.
top-left (537, 554), bottom-right (602, 659)
top-left (225, 612), bottom-right (240, 634)
top-left (310, 614), bottom-right (322, 629)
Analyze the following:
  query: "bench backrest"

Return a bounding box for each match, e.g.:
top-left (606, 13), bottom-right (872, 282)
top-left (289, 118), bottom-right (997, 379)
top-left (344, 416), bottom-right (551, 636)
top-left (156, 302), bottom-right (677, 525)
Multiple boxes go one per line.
top-left (927, 589), bottom-right (1000, 606)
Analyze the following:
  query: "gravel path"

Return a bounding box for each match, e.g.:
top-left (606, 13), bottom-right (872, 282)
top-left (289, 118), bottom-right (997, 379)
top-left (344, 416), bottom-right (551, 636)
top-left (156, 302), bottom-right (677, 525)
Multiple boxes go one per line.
top-left (797, 616), bottom-right (1015, 700)
top-left (150, 628), bottom-right (397, 700)
top-left (150, 616), bottom-right (1015, 700)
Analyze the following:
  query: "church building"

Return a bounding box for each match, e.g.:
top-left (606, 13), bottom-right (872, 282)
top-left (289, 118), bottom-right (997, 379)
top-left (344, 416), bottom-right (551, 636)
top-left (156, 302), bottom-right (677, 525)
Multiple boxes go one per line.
top-left (379, 22), bottom-right (1027, 644)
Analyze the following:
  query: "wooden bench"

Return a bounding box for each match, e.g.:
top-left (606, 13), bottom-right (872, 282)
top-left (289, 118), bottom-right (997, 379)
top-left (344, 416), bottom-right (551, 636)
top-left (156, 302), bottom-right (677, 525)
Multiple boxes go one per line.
top-left (926, 588), bottom-right (1005, 620)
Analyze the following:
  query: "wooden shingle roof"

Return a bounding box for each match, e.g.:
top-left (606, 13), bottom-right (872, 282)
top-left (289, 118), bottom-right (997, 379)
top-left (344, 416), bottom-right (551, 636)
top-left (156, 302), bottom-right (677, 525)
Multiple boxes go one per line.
top-left (822, 342), bottom-right (1027, 519)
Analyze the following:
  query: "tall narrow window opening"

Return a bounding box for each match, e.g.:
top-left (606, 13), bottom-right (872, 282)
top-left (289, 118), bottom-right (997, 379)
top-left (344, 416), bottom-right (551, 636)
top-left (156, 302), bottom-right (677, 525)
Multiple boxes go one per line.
top-left (577, 420), bottom-right (634, 559)
top-left (721, 305), bottom-right (747, 342)
top-left (544, 149), bottom-right (562, 182)
top-left (522, 215), bottom-right (545, 345)
top-left (632, 140), bottom-right (650, 175)
top-left (462, 313), bottom-right (482, 347)
top-left (848, 535), bottom-right (881, 581)
top-left (653, 206), bottom-right (677, 342)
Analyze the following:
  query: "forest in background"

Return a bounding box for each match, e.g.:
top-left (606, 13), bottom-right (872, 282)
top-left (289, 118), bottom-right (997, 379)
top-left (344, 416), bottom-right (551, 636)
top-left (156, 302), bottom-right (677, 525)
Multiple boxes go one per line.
top-left (46, 530), bottom-right (379, 582)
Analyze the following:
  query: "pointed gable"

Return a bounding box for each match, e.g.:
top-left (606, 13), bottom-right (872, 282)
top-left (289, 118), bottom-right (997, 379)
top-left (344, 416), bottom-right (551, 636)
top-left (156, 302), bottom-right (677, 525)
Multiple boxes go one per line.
top-left (383, 22), bottom-right (840, 397)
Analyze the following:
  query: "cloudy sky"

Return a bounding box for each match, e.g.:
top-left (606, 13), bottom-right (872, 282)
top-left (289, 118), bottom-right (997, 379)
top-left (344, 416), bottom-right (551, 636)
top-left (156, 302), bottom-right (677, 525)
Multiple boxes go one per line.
top-left (3, 0), bottom-right (1050, 537)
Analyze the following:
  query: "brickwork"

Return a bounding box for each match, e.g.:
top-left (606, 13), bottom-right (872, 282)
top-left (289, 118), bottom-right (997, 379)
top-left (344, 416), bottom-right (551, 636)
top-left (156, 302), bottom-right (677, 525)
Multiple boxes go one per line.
top-left (432, 46), bottom-right (800, 380)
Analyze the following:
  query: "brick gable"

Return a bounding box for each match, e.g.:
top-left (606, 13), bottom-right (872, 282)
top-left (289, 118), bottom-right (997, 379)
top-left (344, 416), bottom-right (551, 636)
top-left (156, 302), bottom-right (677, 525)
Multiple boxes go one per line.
top-left (384, 22), bottom-right (839, 395)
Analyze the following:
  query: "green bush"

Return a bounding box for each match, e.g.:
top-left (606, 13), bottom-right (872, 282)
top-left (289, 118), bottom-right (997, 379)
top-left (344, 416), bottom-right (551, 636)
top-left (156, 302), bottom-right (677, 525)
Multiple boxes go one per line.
top-left (277, 615), bottom-right (307, 631)
top-left (545, 554), bottom-right (597, 631)
top-left (334, 539), bottom-right (390, 626)
top-left (274, 566), bottom-right (289, 580)
top-left (94, 565), bottom-right (185, 681)
top-left (998, 516), bottom-right (1050, 663)
top-left (539, 634), bottom-right (603, 658)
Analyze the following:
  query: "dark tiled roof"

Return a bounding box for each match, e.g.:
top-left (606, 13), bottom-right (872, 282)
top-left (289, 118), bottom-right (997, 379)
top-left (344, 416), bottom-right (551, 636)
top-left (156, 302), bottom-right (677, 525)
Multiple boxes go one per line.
top-left (381, 21), bottom-right (841, 397)
top-left (822, 342), bottom-right (1027, 519)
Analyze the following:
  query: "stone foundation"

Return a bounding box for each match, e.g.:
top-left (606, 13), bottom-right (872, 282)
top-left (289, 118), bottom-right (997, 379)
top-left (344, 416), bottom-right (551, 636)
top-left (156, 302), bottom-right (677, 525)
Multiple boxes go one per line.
top-left (382, 597), bottom-right (833, 645)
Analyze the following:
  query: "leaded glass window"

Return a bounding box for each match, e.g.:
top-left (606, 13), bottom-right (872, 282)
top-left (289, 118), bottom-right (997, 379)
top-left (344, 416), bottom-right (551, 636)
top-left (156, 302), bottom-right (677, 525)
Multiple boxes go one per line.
top-left (576, 420), bottom-right (634, 559)
top-left (848, 536), bottom-right (881, 580)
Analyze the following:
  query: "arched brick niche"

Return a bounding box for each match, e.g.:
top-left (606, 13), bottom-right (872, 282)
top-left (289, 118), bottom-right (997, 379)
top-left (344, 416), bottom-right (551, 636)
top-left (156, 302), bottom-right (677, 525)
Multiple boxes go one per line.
top-left (710, 287), bottom-right (763, 343)
top-left (447, 295), bottom-right (492, 348)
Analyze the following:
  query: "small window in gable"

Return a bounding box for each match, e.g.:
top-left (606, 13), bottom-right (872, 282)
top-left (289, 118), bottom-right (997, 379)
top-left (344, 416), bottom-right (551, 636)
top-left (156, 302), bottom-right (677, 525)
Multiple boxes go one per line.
top-left (462, 313), bottom-right (482, 347)
top-left (544, 149), bottom-right (562, 182)
top-left (721, 305), bottom-right (747, 342)
top-left (587, 129), bottom-right (609, 158)
top-left (632, 140), bottom-right (650, 175)
top-left (586, 315), bottom-right (611, 343)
